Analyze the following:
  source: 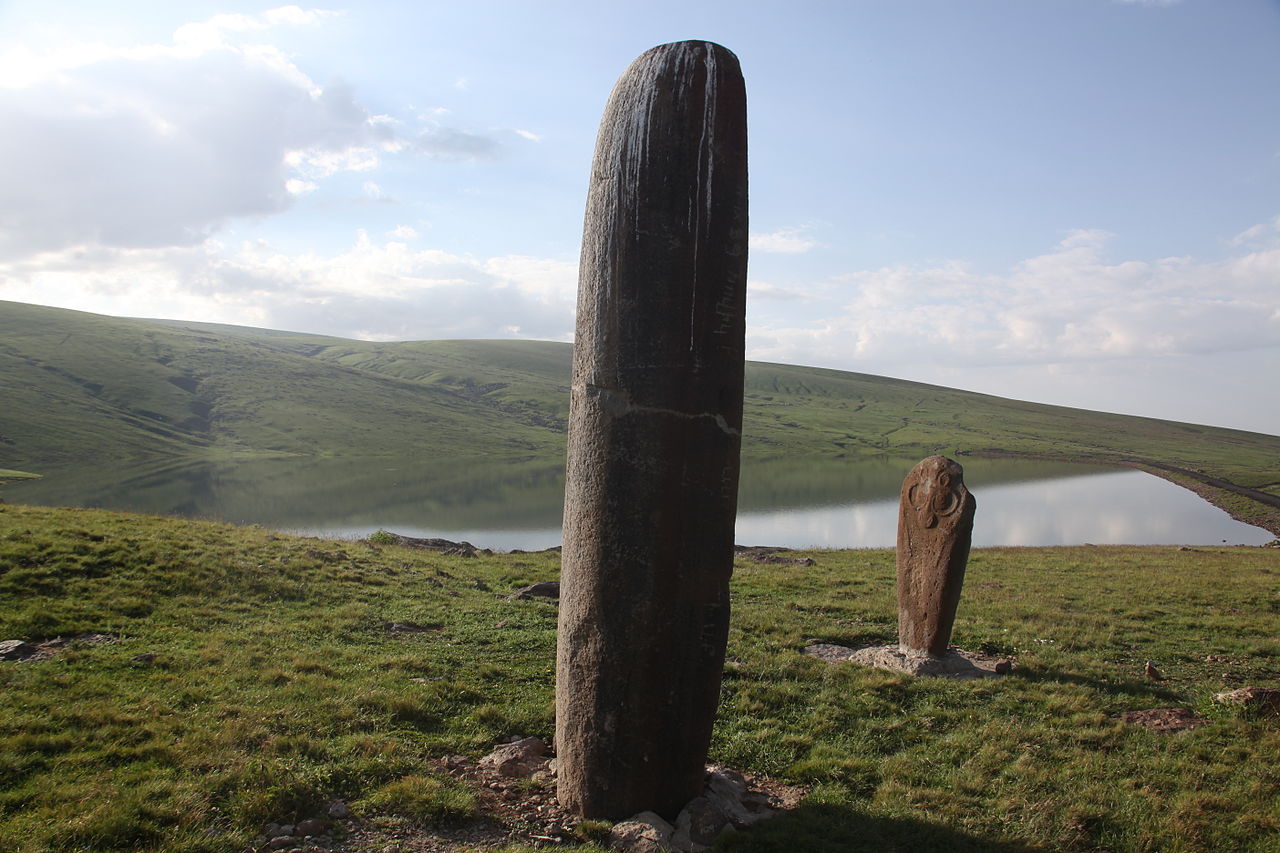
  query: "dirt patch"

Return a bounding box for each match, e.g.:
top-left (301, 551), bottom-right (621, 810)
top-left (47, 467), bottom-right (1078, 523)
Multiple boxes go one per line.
top-left (1117, 708), bottom-right (1207, 732)
top-left (322, 755), bottom-right (807, 852)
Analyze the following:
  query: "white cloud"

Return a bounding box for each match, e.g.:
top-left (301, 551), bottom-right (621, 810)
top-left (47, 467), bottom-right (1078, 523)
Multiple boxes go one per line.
top-left (747, 228), bottom-right (1280, 373)
top-left (172, 6), bottom-right (341, 52)
top-left (748, 280), bottom-right (816, 302)
top-left (2, 219), bottom-right (1277, 432)
top-left (749, 227), bottom-right (818, 254)
top-left (1229, 215), bottom-right (1280, 247)
top-left (0, 23), bottom-right (366, 259)
top-left (482, 256), bottom-right (578, 305)
top-left (514, 129), bottom-right (542, 142)
top-left (744, 224), bottom-right (1280, 432)
top-left (416, 125), bottom-right (501, 160)
top-left (291, 147), bottom-right (382, 179)
top-left (0, 232), bottom-right (578, 342)
top-left (0, 9), bottom-right (500, 263)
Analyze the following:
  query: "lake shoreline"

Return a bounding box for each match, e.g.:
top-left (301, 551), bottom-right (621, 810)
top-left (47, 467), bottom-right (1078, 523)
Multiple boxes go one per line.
top-left (2, 452), bottom-right (1275, 548)
top-left (959, 449), bottom-right (1280, 538)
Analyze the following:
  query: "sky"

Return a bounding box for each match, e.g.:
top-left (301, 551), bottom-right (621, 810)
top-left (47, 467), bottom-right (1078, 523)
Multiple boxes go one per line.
top-left (0, 0), bottom-right (1277, 435)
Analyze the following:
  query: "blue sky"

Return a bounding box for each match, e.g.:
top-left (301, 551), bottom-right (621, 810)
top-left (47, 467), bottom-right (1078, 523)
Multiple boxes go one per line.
top-left (1, 0), bottom-right (1277, 434)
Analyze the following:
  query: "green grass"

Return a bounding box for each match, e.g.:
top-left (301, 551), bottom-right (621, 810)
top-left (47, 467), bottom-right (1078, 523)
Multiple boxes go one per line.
top-left (0, 302), bottom-right (565, 467)
top-left (2, 503), bottom-right (1278, 852)
top-left (3, 300), bottom-right (1279, 535)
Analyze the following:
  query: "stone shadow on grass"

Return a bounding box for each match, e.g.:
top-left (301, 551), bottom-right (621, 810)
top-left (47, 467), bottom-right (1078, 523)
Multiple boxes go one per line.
top-left (1011, 666), bottom-right (1184, 702)
top-left (721, 799), bottom-right (1039, 845)
top-left (719, 801), bottom-right (1043, 852)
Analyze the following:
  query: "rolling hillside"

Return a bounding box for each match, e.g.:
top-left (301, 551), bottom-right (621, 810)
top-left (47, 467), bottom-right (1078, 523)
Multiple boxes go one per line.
top-left (2, 300), bottom-right (1278, 530)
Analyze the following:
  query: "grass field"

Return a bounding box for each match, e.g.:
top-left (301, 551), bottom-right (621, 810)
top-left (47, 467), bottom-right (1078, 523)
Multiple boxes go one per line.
top-left (1, 504), bottom-right (1277, 852)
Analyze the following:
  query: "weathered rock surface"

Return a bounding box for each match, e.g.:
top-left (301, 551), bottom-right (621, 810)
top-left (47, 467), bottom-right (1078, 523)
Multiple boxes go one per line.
top-left (613, 766), bottom-right (784, 852)
top-left (479, 737), bottom-right (550, 778)
top-left (804, 642), bottom-right (1011, 679)
top-left (897, 456), bottom-right (976, 657)
top-left (609, 811), bottom-right (675, 853)
top-left (377, 532), bottom-right (481, 557)
top-left (1214, 686), bottom-right (1280, 715)
top-left (505, 581), bottom-right (560, 601)
top-left (0, 640), bottom-right (36, 661)
top-left (556, 39), bottom-right (749, 821)
top-left (295, 818), bottom-right (328, 836)
top-left (1, 633), bottom-right (119, 663)
top-left (670, 796), bottom-right (727, 850)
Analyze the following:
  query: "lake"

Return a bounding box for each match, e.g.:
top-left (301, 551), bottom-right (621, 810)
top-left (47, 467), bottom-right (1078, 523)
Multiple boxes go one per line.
top-left (4, 454), bottom-right (1272, 550)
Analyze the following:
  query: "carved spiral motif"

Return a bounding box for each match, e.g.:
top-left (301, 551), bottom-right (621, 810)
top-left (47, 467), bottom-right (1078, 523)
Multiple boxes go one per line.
top-left (908, 470), bottom-right (962, 529)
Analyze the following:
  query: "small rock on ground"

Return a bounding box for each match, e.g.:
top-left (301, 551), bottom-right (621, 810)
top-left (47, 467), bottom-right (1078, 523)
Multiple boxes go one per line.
top-left (609, 811), bottom-right (674, 853)
top-left (478, 737), bottom-right (549, 778)
top-left (1214, 686), bottom-right (1280, 715)
top-left (504, 581), bottom-right (560, 601)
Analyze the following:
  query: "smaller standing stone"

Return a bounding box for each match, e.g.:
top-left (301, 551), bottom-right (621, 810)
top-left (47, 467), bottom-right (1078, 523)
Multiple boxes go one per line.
top-left (897, 456), bottom-right (976, 657)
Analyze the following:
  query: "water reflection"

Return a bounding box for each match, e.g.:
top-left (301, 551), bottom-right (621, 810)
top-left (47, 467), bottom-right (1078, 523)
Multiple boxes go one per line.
top-left (738, 469), bottom-right (1273, 548)
top-left (3, 454), bottom-right (1271, 549)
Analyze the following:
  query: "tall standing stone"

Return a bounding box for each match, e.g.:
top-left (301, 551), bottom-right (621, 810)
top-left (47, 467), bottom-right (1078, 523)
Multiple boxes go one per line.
top-left (897, 455), bottom-right (977, 658)
top-left (555, 41), bottom-right (748, 821)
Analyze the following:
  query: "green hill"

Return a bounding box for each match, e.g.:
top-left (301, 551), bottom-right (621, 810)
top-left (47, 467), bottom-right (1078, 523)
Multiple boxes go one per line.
top-left (2, 300), bottom-right (1278, 531)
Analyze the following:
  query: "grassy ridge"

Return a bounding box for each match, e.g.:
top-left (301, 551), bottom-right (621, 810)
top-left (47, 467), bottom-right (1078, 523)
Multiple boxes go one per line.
top-left (0, 303), bottom-right (565, 466)
top-left (1, 504), bottom-right (1278, 851)
top-left (3, 300), bottom-right (1279, 530)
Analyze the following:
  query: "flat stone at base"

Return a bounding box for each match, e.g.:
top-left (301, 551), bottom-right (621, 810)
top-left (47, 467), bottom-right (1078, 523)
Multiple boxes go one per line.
top-left (803, 643), bottom-right (1011, 679)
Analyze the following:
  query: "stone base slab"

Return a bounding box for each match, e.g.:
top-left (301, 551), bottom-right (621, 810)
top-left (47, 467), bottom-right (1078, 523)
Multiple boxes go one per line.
top-left (804, 643), bottom-right (1012, 679)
